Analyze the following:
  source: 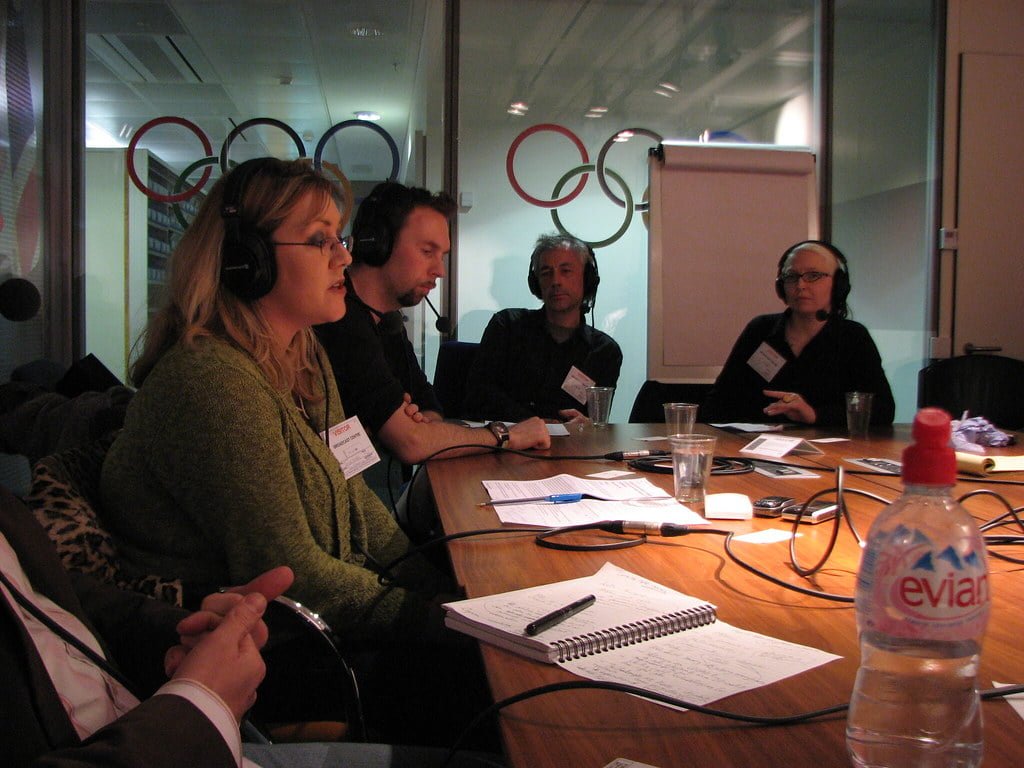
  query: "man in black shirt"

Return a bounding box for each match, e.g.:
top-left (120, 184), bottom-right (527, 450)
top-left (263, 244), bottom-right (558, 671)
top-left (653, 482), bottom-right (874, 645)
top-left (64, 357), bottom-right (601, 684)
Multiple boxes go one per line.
top-left (315, 183), bottom-right (549, 516)
top-left (464, 233), bottom-right (622, 423)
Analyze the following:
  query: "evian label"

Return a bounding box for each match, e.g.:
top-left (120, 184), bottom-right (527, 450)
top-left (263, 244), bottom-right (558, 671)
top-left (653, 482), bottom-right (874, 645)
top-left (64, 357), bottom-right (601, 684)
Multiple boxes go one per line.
top-left (858, 525), bottom-right (989, 641)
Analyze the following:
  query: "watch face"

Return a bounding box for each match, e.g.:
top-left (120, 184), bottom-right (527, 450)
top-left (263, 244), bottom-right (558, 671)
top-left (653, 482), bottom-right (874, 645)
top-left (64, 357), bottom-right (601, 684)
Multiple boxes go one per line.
top-left (489, 422), bottom-right (509, 443)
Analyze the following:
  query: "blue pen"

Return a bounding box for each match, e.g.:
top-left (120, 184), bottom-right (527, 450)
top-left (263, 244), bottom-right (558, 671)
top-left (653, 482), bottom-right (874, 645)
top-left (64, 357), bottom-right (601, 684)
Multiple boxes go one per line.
top-left (478, 492), bottom-right (584, 507)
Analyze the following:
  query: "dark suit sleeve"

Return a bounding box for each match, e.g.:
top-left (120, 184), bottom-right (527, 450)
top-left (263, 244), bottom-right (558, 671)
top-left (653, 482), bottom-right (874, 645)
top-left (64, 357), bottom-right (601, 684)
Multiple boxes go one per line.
top-left (34, 695), bottom-right (235, 768)
top-left (69, 571), bottom-right (185, 696)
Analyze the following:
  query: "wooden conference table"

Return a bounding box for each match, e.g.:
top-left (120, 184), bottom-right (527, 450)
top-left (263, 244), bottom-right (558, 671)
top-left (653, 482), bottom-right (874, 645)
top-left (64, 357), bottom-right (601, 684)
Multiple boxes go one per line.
top-left (426, 423), bottom-right (1024, 768)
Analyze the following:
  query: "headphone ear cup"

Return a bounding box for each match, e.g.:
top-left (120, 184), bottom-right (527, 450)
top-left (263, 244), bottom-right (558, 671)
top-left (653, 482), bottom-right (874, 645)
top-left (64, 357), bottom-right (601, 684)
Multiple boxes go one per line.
top-left (582, 250), bottom-right (600, 311)
top-left (832, 266), bottom-right (851, 308)
top-left (220, 222), bottom-right (277, 301)
top-left (353, 224), bottom-right (391, 267)
top-left (527, 264), bottom-right (542, 300)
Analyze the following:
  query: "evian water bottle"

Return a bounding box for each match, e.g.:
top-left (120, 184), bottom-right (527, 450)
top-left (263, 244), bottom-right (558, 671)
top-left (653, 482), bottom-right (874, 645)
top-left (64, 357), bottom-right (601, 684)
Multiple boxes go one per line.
top-left (846, 408), bottom-right (990, 767)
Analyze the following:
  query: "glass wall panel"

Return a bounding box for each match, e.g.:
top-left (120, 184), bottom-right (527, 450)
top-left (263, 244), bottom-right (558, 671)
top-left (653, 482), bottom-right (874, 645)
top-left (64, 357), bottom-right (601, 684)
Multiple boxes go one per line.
top-left (82, 0), bottom-right (447, 380)
top-left (0, 0), bottom-right (46, 380)
top-left (457, 0), bottom-right (817, 422)
top-left (831, 0), bottom-right (938, 421)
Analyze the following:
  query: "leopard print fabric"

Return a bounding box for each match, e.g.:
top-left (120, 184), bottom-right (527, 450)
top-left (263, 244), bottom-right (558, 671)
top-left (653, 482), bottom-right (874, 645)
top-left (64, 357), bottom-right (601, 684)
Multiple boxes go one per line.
top-left (26, 437), bottom-right (184, 607)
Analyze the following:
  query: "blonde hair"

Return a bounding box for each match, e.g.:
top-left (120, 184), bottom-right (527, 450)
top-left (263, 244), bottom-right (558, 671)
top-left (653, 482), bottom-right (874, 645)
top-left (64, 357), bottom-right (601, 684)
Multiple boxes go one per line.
top-left (131, 158), bottom-right (339, 401)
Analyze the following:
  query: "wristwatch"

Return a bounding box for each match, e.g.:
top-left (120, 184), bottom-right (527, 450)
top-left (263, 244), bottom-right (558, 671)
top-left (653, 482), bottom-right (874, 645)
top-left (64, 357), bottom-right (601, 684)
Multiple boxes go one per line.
top-left (486, 421), bottom-right (510, 447)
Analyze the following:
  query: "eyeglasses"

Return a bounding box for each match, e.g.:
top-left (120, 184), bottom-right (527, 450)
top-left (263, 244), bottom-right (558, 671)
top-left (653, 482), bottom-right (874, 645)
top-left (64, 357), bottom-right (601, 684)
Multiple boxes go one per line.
top-left (779, 270), bottom-right (831, 286)
top-left (272, 235), bottom-right (352, 256)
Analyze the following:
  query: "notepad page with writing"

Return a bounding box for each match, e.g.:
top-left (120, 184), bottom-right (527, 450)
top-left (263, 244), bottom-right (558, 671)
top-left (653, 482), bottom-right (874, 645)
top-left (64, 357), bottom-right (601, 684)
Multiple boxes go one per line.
top-left (560, 619), bottom-right (841, 711)
top-left (444, 562), bottom-right (842, 709)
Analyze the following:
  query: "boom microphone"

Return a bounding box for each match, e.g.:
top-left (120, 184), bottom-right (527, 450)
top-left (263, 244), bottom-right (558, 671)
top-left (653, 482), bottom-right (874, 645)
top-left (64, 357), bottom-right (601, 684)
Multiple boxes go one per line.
top-left (424, 294), bottom-right (451, 334)
top-left (0, 277), bottom-right (41, 321)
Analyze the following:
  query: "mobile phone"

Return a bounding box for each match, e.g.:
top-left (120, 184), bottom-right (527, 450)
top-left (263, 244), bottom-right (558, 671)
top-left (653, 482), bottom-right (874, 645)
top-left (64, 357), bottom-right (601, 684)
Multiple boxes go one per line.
top-left (781, 500), bottom-right (838, 524)
top-left (752, 495), bottom-right (795, 518)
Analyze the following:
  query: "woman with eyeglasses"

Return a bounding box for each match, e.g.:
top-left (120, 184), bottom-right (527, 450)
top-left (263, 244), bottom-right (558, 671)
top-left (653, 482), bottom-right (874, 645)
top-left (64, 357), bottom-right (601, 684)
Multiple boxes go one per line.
top-left (100, 158), bottom-right (455, 649)
top-left (701, 240), bottom-right (894, 427)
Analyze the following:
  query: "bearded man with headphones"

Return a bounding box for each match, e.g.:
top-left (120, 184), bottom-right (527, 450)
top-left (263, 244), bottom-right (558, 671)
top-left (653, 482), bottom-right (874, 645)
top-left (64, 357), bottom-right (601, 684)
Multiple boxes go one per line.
top-left (702, 240), bottom-right (894, 427)
top-left (315, 182), bottom-right (549, 516)
top-left (463, 233), bottom-right (622, 423)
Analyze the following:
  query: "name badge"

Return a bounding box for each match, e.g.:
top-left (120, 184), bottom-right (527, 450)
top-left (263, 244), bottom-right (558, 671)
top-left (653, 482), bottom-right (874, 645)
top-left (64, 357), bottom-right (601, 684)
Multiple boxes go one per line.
top-left (562, 366), bottom-right (596, 405)
top-left (747, 342), bottom-right (786, 383)
top-left (322, 416), bottom-right (380, 478)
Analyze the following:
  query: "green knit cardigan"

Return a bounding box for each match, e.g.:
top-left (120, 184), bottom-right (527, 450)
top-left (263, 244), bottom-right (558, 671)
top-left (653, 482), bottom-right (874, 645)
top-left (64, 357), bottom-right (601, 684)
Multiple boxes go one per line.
top-left (100, 337), bottom-right (447, 646)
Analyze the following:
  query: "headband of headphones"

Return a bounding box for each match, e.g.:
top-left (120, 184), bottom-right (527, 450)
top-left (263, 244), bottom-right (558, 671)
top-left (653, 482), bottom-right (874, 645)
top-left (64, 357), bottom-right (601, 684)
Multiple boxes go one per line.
top-left (774, 239), bottom-right (851, 320)
top-left (527, 234), bottom-right (601, 314)
top-left (350, 181), bottom-right (456, 267)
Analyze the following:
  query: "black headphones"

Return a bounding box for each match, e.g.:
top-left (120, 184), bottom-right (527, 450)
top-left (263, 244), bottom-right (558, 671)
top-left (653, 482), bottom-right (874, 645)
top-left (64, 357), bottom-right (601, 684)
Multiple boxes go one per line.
top-left (527, 235), bottom-right (601, 314)
top-left (774, 239), bottom-right (850, 320)
top-left (219, 158), bottom-right (279, 301)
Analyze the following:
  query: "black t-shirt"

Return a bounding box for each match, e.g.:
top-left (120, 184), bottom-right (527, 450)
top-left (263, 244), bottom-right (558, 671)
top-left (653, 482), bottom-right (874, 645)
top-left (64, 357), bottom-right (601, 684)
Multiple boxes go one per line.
top-left (315, 290), bottom-right (443, 435)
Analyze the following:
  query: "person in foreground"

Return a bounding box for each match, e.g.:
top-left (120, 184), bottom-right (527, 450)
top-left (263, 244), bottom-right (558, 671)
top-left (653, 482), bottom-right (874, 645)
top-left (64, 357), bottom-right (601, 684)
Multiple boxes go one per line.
top-left (0, 486), bottom-right (497, 767)
top-left (463, 233), bottom-right (622, 423)
top-left (102, 158), bottom-right (449, 644)
top-left (99, 158), bottom-right (494, 746)
top-left (701, 240), bottom-right (895, 427)
top-left (315, 181), bottom-right (550, 463)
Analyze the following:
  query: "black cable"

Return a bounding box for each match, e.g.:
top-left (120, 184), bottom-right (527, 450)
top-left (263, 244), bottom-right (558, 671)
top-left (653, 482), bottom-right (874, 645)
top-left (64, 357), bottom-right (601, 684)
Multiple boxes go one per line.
top-left (627, 455), bottom-right (755, 475)
top-left (439, 679), bottom-right (1024, 767)
top-left (377, 526), bottom-right (548, 582)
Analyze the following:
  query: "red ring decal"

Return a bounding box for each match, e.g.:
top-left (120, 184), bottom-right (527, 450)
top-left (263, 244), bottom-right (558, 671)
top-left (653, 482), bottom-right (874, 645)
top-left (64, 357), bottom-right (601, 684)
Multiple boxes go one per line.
top-left (127, 116), bottom-right (214, 202)
top-left (506, 124), bottom-right (590, 209)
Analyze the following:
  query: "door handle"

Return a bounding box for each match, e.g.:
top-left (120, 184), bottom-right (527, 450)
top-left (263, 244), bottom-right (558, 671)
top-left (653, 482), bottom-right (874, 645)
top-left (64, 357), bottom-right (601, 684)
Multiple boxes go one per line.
top-left (963, 343), bottom-right (1002, 355)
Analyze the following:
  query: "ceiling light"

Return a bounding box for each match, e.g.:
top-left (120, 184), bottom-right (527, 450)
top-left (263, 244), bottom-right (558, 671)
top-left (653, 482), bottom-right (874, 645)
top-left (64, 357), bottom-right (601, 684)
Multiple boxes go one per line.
top-left (507, 107), bottom-right (526, 116)
top-left (657, 82), bottom-right (680, 92)
top-left (654, 88), bottom-right (675, 98)
top-left (509, 101), bottom-right (529, 111)
top-left (613, 130), bottom-right (635, 142)
top-left (348, 23), bottom-right (384, 39)
top-left (354, 111), bottom-right (381, 121)
top-left (85, 121), bottom-right (125, 148)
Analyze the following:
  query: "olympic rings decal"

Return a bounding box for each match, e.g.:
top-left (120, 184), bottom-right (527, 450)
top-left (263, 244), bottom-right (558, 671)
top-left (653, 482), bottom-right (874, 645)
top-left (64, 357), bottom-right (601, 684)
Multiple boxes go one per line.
top-left (506, 124), bottom-right (662, 247)
top-left (127, 115), bottom-right (400, 227)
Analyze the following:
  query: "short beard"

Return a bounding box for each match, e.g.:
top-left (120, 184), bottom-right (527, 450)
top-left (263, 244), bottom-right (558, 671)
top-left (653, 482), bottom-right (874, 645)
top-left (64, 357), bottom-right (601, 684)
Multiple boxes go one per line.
top-left (397, 290), bottom-right (422, 308)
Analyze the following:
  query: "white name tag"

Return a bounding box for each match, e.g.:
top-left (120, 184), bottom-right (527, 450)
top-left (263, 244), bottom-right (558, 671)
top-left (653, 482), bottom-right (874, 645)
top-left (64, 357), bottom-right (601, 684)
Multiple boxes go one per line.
top-left (562, 366), bottom-right (595, 405)
top-left (323, 416), bottom-right (380, 478)
top-left (747, 342), bottom-right (786, 382)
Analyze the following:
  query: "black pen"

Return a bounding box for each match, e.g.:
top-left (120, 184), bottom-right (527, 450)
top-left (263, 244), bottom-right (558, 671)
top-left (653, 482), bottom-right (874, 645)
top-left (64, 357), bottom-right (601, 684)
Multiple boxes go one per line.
top-left (524, 594), bottom-right (596, 636)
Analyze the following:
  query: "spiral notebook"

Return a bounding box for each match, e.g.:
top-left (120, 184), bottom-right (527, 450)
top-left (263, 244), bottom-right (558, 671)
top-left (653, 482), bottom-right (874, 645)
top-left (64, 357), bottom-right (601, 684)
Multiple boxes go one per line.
top-left (443, 562), bottom-right (718, 664)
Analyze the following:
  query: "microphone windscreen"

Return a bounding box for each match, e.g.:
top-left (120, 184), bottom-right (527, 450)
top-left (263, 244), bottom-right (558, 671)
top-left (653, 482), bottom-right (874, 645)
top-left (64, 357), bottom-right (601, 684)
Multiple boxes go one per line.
top-left (424, 294), bottom-right (451, 334)
top-left (815, 309), bottom-right (830, 322)
top-left (0, 277), bottom-right (41, 321)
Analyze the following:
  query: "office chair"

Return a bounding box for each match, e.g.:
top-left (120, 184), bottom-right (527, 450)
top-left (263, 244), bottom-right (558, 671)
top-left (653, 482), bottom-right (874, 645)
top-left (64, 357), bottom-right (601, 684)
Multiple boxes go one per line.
top-left (917, 354), bottom-right (1024, 430)
top-left (432, 340), bottom-right (480, 419)
top-left (628, 380), bottom-right (713, 423)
